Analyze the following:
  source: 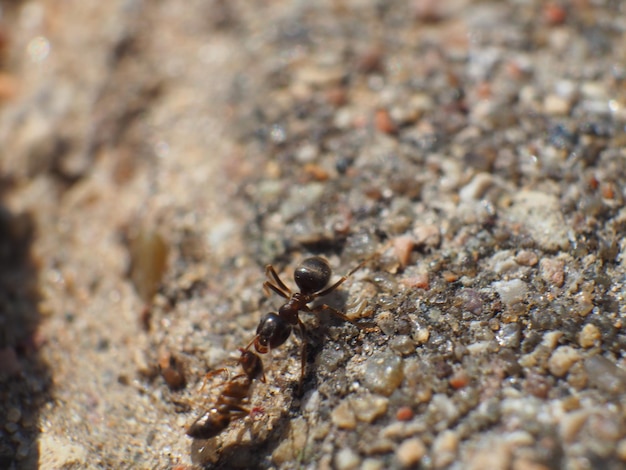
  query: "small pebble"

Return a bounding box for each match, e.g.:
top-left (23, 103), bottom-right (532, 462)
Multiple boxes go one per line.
top-left (393, 235), bottom-right (415, 267)
top-left (412, 224), bottom-right (441, 248)
top-left (579, 323), bottom-right (601, 348)
top-left (335, 447), bottom-right (360, 470)
top-left (303, 163), bottom-right (329, 181)
top-left (548, 345), bottom-right (581, 377)
top-left (396, 406), bottom-right (414, 422)
top-left (442, 271), bottom-right (459, 282)
top-left (543, 94), bottom-right (571, 115)
top-left (369, 438), bottom-right (396, 454)
top-left (375, 108), bottom-right (397, 134)
top-left (295, 143), bottom-right (318, 163)
top-left (559, 410), bottom-right (588, 443)
top-left (331, 401), bottom-right (357, 430)
top-left (492, 279), bottom-right (527, 306)
top-left (459, 172), bottom-right (494, 201)
top-left (515, 250), bottom-right (538, 266)
top-left (7, 407), bottom-right (22, 423)
top-left (490, 250), bottom-right (519, 275)
top-left (503, 430), bottom-right (535, 447)
top-left (413, 327), bottom-right (430, 345)
top-left (512, 458), bottom-right (551, 470)
top-left (449, 369), bottom-right (470, 389)
top-left (361, 458), bottom-right (384, 470)
top-left (574, 289), bottom-right (594, 316)
top-left (585, 355), bottom-right (626, 395)
top-left (381, 422), bottom-right (411, 440)
top-left (399, 273), bottom-right (429, 289)
top-left (432, 430), bottom-right (459, 468)
top-left (570, 360), bottom-right (590, 388)
top-left (375, 311), bottom-right (395, 336)
top-left (362, 349), bottom-right (404, 396)
top-left (390, 335), bottom-right (416, 356)
top-left (543, 3), bottom-right (567, 25)
top-left (506, 191), bottom-right (569, 251)
top-left (396, 437), bottom-right (426, 467)
top-left (351, 394), bottom-right (389, 423)
top-left (467, 441), bottom-right (511, 470)
top-left (539, 257), bottom-right (565, 287)
top-left (16, 442), bottom-right (30, 459)
top-left (5, 422), bottom-right (18, 434)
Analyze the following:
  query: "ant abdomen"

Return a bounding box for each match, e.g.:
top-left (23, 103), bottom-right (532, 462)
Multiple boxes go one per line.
top-left (186, 406), bottom-right (231, 439)
top-left (255, 313), bottom-right (291, 353)
top-left (294, 257), bottom-right (332, 294)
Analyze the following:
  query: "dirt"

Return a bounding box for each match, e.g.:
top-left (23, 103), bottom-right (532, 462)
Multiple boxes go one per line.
top-left (1, 1), bottom-right (626, 469)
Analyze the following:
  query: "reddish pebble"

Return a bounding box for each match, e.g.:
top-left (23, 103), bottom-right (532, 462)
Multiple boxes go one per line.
top-left (325, 86), bottom-right (348, 107)
top-left (396, 406), bottom-right (414, 421)
top-left (393, 235), bottom-right (415, 267)
top-left (449, 369), bottom-right (470, 389)
top-left (544, 3), bottom-right (567, 25)
top-left (505, 60), bottom-right (525, 80)
top-left (375, 108), bottom-right (398, 135)
top-left (413, 0), bottom-right (442, 23)
top-left (356, 47), bottom-right (384, 74)
top-left (400, 273), bottom-right (429, 290)
top-left (601, 182), bottom-right (615, 199)
top-left (475, 81), bottom-right (492, 99)
top-left (303, 163), bottom-right (329, 181)
top-left (442, 271), bottom-right (459, 283)
top-left (540, 257), bottom-right (565, 288)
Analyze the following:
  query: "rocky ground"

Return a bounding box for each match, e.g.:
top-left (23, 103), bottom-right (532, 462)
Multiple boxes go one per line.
top-left (1, 0), bottom-right (626, 469)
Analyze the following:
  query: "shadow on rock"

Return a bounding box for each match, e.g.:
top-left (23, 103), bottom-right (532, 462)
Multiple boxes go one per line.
top-left (0, 203), bottom-right (51, 468)
top-left (190, 407), bottom-right (290, 470)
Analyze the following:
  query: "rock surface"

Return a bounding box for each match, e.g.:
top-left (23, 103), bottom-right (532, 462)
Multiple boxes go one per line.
top-left (1, 1), bottom-right (626, 469)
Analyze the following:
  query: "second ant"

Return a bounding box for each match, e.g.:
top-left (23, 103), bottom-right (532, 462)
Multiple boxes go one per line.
top-left (186, 347), bottom-right (265, 440)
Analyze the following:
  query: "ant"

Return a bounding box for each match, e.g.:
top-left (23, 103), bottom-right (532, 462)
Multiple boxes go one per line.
top-left (186, 347), bottom-right (265, 440)
top-left (247, 255), bottom-right (375, 383)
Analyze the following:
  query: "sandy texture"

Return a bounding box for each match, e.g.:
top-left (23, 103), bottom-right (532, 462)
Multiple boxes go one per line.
top-left (1, 1), bottom-right (626, 469)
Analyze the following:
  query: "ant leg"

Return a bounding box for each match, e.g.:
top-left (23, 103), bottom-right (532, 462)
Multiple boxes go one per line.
top-left (295, 320), bottom-right (308, 395)
top-left (229, 404), bottom-right (251, 416)
top-left (263, 280), bottom-right (291, 299)
top-left (199, 368), bottom-right (230, 392)
top-left (310, 304), bottom-right (379, 332)
top-left (309, 304), bottom-right (354, 324)
top-left (314, 252), bottom-right (380, 297)
top-left (265, 265), bottom-right (292, 295)
top-left (244, 335), bottom-right (257, 352)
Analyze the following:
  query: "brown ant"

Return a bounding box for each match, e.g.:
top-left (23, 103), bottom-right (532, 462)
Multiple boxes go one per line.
top-left (186, 347), bottom-right (265, 440)
top-left (247, 255), bottom-right (375, 383)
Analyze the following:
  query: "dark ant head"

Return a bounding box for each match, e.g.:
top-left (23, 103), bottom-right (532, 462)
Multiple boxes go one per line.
top-left (255, 312), bottom-right (292, 353)
top-left (294, 257), bottom-right (332, 294)
top-left (238, 348), bottom-right (265, 381)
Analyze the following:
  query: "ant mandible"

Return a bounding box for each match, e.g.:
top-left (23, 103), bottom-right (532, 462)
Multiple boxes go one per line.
top-left (247, 255), bottom-right (374, 382)
top-left (186, 347), bottom-right (265, 440)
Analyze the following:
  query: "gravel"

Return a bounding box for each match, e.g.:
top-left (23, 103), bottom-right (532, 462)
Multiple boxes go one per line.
top-left (1, 0), bottom-right (626, 469)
